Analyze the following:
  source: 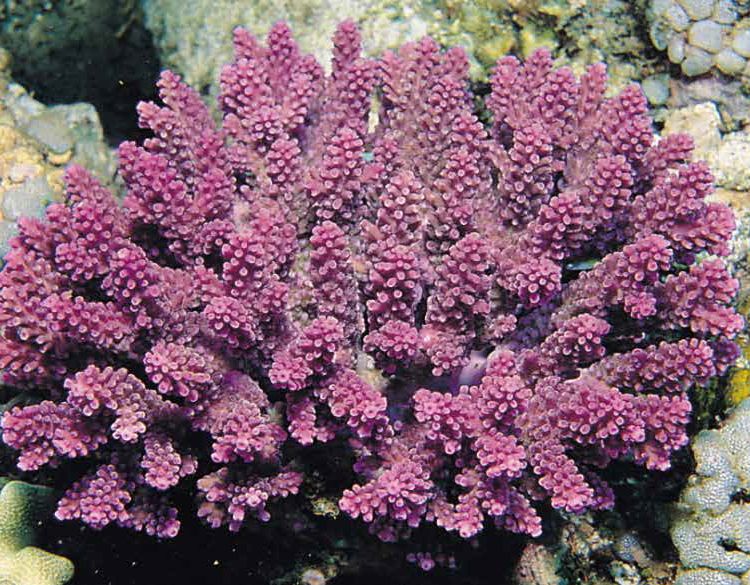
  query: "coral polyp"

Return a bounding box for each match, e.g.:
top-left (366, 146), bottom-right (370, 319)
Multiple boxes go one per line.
top-left (0, 20), bottom-right (740, 553)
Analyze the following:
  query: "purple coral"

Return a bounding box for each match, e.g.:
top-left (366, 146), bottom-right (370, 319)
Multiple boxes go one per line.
top-left (0, 20), bottom-right (741, 566)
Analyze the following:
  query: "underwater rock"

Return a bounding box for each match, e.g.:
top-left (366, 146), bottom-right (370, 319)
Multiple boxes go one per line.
top-left (642, 73), bottom-right (671, 105)
top-left (22, 111), bottom-right (73, 157)
top-left (710, 134), bottom-right (750, 191)
top-left (662, 102), bottom-right (750, 191)
top-left (0, 50), bottom-right (115, 257)
top-left (299, 568), bottom-right (329, 585)
top-left (0, 480), bottom-right (73, 585)
top-left (142, 0), bottom-right (656, 99)
top-left (0, 0), bottom-right (158, 139)
top-left (513, 513), bottom-right (677, 585)
top-left (513, 542), bottom-right (563, 585)
top-left (726, 286), bottom-right (750, 407)
top-left (672, 398), bottom-right (750, 584)
top-left (648, 0), bottom-right (750, 78)
top-left (141, 0), bottom-right (448, 98)
top-left (1, 177), bottom-right (54, 223)
top-left (662, 102), bottom-right (722, 154)
top-left (140, 0), bottom-right (547, 90)
top-left (552, 0), bottom-right (660, 91)
top-left (667, 74), bottom-right (750, 128)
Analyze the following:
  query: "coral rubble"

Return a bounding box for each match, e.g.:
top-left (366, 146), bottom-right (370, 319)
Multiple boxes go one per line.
top-left (0, 21), bottom-right (740, 562)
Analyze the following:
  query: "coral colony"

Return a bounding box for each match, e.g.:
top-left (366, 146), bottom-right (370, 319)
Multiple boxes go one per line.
top-left (0, 20), bottom-right (742, 563)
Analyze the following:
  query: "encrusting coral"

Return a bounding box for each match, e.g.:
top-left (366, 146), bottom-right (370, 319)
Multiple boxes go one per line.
top-left (672, 398), bottom-right (750, 585)
top-left (0, 480), bottom-right (74, 585)
top-left (0, 21), bottom-right (741, 564)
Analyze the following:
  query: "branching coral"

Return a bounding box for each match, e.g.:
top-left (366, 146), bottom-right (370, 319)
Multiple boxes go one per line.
top-left (0, 21), bottom-right (741, 560)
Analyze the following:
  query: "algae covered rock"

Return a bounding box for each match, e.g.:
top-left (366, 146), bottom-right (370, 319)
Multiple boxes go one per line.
top-left (511, 508), bottom-right (677, 584)
top-left (0, 480), bottom-right (73, 585)
top-left (672, 399), bottom-right (750, 584)
top-left (0, 0), bottom-right (158, 139)
top-left (140, 0), bottom-right (526, 89)
top-left (661, 102), bottom-right (750, 190)
top-left (513, 542), bottom-right (563, 585)
top-left (141, 0), bottom-right (435, 96)
top-left (142, 0), bottom-right (656, 100)
top-left (0, 48), bottom-right (115, 257)
top-left (648, 0), bottom-right (750, 78)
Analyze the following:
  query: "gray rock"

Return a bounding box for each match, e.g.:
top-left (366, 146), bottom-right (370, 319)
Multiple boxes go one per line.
top-left (672, 400), bottom-right (750, 583)
top-left (682, 45), bottom-right (715, 74)
top-left (688, 20), bottom-right (726, 53)
top-left (641, 74), bottom-right (671, 104)
top-left (651, 20), bottom-right (674, 51)
top-left (0, 221), bottom-right (18, 260)
top-left (710, 133), bottom-right (750, 191)
top-left (647, 0), bottom-right (749, 80)
top-left (715, 48), bottom-right (747, 75)
top-left (669, 35), bottom-right (688, 62)
top-left (667, 3), bottom-right (692, 31)
top-left (713, 0), bottom-right (738, 24)
top-left (677, 0), bottom-right (716, 21)
top-left (22, 111), bottom-right (74, 155)
top-left (732, 28), bottom-right (750, 58)
top-left (668, 76), bottom-right (750, 127)
top-left (1, 177), bottom-right (53, 221)
top-left (55, 103), bottom-right (117, 182)
top-left (676, 568), bottom-right (741, 585)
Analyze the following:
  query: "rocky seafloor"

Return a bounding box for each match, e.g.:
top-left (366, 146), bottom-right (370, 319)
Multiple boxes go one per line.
top-left (0, 2), bottom-right (749, 585)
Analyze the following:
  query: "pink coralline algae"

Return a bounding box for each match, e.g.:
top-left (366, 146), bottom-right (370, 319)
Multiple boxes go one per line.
top-left (0, 20), bottom-right (742, 556)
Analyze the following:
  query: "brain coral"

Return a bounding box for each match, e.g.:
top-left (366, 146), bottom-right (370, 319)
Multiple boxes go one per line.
top-left (672, 398), bottom-right (750, 585)
top-left (0, 480), bottom-right (74, 585)
top-left (0, 21), bottom-right (741, 559)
